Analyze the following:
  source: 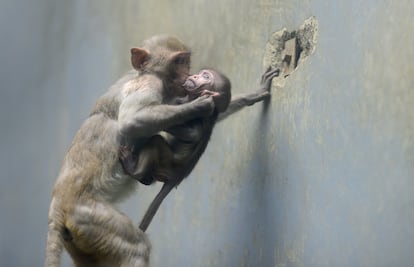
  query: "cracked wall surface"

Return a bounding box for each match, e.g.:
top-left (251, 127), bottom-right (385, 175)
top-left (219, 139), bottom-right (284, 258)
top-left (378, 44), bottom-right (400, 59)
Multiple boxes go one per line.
top-left (1, 1), bottom-right (414, 267)
top-left (264, 16), bottom-right (318, 87)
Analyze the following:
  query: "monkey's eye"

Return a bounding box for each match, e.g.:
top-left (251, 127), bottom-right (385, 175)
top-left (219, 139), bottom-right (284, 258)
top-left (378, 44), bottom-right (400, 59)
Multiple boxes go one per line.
top-left (201, 72), bottom-right (210, 79)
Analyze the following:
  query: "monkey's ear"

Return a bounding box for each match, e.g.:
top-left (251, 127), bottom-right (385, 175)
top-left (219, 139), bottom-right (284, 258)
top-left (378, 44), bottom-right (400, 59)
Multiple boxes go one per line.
top-left (170, 51), bottom-right (191, 65)
top-left (131, 48), bottom-right (150, 70)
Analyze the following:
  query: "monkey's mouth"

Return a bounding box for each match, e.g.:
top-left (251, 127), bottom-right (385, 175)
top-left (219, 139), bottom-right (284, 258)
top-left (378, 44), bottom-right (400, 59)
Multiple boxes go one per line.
top-left (182, 79), bottom-right (196, 91)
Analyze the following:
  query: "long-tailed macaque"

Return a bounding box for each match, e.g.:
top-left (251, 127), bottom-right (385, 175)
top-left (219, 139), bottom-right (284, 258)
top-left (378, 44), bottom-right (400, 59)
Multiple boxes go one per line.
top-left (120, 69), bottom-right (231, 184)
top-left (45, 35), bottom-right (216, 267)
top-left (119, 68), bottom-right (232, 231)
top-left (120, 67), bottom-right (280, 232)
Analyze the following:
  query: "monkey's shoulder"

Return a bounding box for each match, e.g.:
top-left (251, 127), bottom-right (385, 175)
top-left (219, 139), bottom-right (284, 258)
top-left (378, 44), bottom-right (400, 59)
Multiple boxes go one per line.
top-left (121, 74), bottom-right (163, 97)
top-left (90, 90), bottom-right (122, 119)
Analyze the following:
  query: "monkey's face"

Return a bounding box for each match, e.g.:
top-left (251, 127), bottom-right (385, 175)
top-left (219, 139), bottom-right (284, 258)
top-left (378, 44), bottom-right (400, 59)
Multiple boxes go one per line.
top-left (183, 70), bottom-right (215, 95)
top-left (168, 51), bottom-right (191, 81)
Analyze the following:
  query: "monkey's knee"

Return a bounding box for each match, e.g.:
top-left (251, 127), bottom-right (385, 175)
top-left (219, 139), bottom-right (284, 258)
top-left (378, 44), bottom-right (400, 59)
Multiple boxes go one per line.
top-left (147, 135), bottom-right (174, 158)
top-left (135, 135), bottom-right (172, 185)
top-left (70, 202), bottom-right (150, 247)
top-left (147, 134), bottom-right (166, 145)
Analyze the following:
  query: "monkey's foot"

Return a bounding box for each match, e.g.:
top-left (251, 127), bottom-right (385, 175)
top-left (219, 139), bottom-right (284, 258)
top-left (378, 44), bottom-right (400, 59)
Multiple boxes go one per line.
top-left (153, 173), bottom-right (170, 183)
top-left (119, 146), bottom-right (138, 175)
top-left (138, 176), bottom-right (155, 186)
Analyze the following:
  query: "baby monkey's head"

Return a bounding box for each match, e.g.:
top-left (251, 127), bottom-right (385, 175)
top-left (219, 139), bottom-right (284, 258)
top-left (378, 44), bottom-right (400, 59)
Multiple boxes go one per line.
top-left (183, 69), bottom-right (231, 112)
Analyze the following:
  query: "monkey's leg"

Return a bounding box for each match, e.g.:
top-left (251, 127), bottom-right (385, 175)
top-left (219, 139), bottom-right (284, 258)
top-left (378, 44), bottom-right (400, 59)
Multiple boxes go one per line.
top-left (65, 201), bottom-right (151, 267)
top-left (119, 146), bottom-right (139, 175)
top-left (139, 182), bottom-right (175, 232)
top-left (120, 135), bottom-right (175, 185)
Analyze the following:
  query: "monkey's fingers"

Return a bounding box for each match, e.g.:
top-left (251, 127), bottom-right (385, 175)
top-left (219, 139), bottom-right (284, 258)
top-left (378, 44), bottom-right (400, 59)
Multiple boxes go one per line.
top-left (261, 67), bottom-right (279, 85)
top-left (192, 94), bottom-right (215, 115)
top-left (119, 145), bottom-right (132, 151)
top-left (260, 68), bottom-right (280, 91)
top-left (119, 147), bottom-right (128, 155)
top-left (119, 149), bottom-right (127, 160)
top-left (196, 94), bottom-right (211, 100)
top-left (201, 90), bottom-right (220, 97)
top-left (119, 147), bottom-right (135, 162)
top-left (261, 66), bottom-right (272, 83)
top-left (265, 68), bottom-right (280, 79)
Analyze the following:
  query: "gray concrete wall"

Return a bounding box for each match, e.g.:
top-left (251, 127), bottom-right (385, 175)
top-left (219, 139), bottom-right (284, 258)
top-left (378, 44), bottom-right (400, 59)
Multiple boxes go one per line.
top-left (1, 0), bottom-right (413, 266)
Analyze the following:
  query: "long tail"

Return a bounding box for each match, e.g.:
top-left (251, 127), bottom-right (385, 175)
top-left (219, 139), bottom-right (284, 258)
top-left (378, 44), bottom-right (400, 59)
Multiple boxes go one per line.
top-left (176, 113), bottom-right (217, 179)
top-left (139, 114), bottom-right (218, 232)
top-left (139, 182), bottom-right (175, 232)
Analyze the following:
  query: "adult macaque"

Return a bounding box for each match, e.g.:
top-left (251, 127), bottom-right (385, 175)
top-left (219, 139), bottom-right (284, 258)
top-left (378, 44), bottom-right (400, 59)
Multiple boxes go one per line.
top-left (45, 35), bottom-right (215, 267)
top-left (120, 67), bottom-right (280, 232)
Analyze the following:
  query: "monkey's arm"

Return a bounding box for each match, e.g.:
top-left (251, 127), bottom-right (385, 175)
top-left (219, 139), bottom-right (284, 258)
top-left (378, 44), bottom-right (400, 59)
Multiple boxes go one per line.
top-left (216, 90), bottom-right (270, 122)
top-left (217, 67), bottom-right (279, 122)
top-left (173, 95), bottom-right (190, 105)
top-left (118, 88), bottom-right (214, 138)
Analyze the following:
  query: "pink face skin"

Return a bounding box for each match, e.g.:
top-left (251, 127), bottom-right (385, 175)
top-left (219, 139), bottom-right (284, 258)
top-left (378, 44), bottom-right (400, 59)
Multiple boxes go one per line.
top-left (183, 69), bottom-right (216, 95)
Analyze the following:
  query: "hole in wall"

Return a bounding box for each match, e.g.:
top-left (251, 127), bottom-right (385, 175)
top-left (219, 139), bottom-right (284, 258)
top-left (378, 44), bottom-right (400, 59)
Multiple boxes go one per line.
top-left (264, 16), bottom-right (318, 87)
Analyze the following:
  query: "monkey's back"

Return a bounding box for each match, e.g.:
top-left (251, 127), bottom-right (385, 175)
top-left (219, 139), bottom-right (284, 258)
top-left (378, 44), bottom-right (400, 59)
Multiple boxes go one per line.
top-left (54, 113), bottom-right (137, 205)
top-left (54, 72), bottom-right (144, 204)
top-left (171, 112), bottom-right (218, 181)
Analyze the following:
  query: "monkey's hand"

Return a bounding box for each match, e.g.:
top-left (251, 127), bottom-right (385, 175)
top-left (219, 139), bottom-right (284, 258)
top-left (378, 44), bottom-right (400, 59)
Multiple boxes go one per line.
top-left (243, 67), bottom-right (281, 106)
top-left (191, 94), bottom-right (215, 116)
top-left (215, 67), bottom-right (279, 122)
top-left (119, 146), bottom-right (138, 176)
top-left (201, 90), bottom-right (220, 98)
top-left (260, 67), bottom-right (280, 93)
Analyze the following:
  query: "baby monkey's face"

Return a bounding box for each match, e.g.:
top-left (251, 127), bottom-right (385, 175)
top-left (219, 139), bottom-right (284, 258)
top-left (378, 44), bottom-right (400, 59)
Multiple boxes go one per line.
top-left (182, 69), bottom-right (216, 95)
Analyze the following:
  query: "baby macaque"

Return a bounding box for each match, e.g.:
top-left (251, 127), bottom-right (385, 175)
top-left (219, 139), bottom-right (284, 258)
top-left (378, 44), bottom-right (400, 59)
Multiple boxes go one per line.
top-left (120, 69), bottom-right (230, 184)
top-left (119, 68), bottom-right (231, 231)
